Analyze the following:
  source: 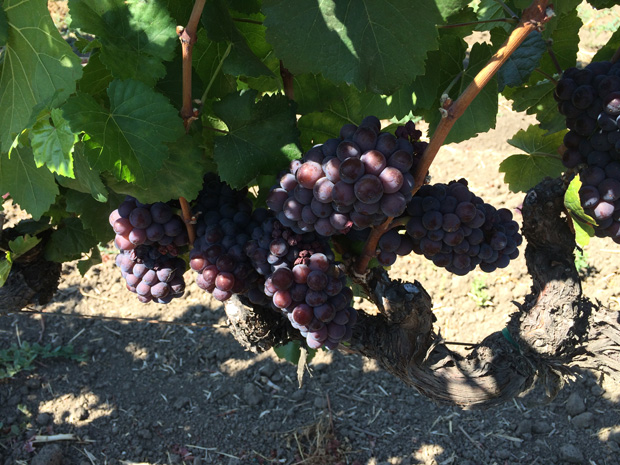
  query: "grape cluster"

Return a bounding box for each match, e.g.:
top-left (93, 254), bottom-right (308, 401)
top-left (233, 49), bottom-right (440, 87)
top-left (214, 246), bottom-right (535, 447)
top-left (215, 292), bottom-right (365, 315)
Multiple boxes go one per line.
top-left (266, 116), bottom-right (424, 235)
top-left (189, 174), bottom-right (262, 301)
top-left (245, 218), bottom-right (357, 350)
top-left (400, 179), bottom-right (521, 275)
top-left (115, 248), bottom-right (186, 304)
top-left (555, 60), bottom-right (620, 242)
top-left (109, 196), bottom-right (189, 255)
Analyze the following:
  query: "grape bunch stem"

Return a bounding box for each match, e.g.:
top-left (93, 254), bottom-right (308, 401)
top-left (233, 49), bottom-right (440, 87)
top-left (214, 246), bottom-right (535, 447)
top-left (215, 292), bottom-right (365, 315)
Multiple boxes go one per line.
top-left (353, 0), bottom-right (552, 277)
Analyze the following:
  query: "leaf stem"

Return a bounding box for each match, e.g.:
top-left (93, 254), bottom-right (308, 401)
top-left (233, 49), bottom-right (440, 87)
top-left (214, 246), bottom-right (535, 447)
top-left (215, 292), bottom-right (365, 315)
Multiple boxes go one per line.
top-left (439, 18), bottom-right (517, 29)
top-left (232, 17), bottom-right (263, 25)
top-left (179, 0), bottom-right (207, 132)
top-left (280, 61), bottom-right (295, 100)
top-left (200, 42), bottom-right (232, 103)
top-left (545, 40), bottom-right (563, 75)
top-left (533, 67), bottom-right (557, 83)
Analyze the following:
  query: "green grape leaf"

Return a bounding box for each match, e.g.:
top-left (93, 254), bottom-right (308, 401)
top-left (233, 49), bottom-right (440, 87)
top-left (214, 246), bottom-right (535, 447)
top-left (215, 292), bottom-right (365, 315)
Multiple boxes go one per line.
top-left (435, 0), bottom-right (471, 21)
top-left (68, 0), bottom-right (177, 85)
top-left (0, 0), bottom-right (83, 152)
top-left (30, 109), bottom-right (77, 178)
top-left (497, 32), bottom-right (546, 91)
top-left (107, 135), bottom-right (208, 204)
top-left (76, 51), bottom-right (113, 99)
top-left (504, 80), bottom-right (566, 134)
top-left (56, 144), bottom-right (108, 203)
top-left (202, 0), bottom-right (273, 78)
top-left (44, 217), bottom-right (98, 263)
top-left (593, 27), bottom-right (620, 63)
top-left (293, 74), bottom-right (393, 148)
top-left (427, 42), bottom-right (498, 144)
top-left (213, 91), bottom-right (302, 188)
top-left (586, 0), bottom-right (618, 8)
top-left (530, 10), bottom-right (581, 85)
top-left (61, 79), bottom-right (184, 186)
top-left (193, 30), bottom-right (238, 100)
top-left (0, 233), bottom-right (43, 286)
top-left (273, 341), bottom-right (315, 365)
top-left (77, 246), bottom-right (102, 277)
top-left (0, 257), bottom-right (11, 287)
top-left (0, 7), bottom-right (8, 46)
top-left (263, 0), bottom-right (442, 94)
top-left (475, 0), bottom-right (512, 32)
top-left (499, 125), bottom-right (565, 193)
top-left (64, 190), bottom-right (123, 244)
top-left (0, 144), bottom-right (59, 220)
top-left (564, 175), bottom-right (595, 247)
top-left (8, 235), bottom-right (41, 257)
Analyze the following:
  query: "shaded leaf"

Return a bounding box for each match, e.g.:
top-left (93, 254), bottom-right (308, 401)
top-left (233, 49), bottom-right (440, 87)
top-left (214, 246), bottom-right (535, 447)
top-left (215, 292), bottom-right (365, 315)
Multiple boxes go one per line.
top-left (44, 217), bottom-right (98, 263)
top-left (213, 91), bottom-right (301, 188)
top-left (64, 190), bottom-right (123, 244)
top-left (498, 32), bottom-right (546, 91)
top-left (56, 144), bottom-right (108, 203)
top-left (263, 0), bottom-right (442, 94)
top-left (68, 0), bottom-right (177, 85)
top-left (503, 80), bottom-right (566, 134)
top-left (78, 246), bottom-right (102, 276)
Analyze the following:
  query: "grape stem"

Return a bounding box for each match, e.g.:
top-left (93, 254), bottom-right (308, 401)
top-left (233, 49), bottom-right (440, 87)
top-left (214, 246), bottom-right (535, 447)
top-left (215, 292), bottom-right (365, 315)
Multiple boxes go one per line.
top-left (353, 0), bottom-right (552, 277)
top-left (280, 61), bottom-right (295, 100)
top-left (179, 196), bottom-right (196, 246)
top-left (179, 0), bottom-right (207, 132)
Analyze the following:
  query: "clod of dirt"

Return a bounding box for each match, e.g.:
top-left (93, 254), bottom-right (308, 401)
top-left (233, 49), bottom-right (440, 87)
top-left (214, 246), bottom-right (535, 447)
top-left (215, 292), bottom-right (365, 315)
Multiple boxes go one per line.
top-left (31, 445), bottom-right (64, 465)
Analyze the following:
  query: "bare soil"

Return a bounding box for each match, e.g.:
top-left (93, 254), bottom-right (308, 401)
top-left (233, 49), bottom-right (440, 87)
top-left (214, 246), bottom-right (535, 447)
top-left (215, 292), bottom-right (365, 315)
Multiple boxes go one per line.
top-left (2, 4), bottom-right (620, 465)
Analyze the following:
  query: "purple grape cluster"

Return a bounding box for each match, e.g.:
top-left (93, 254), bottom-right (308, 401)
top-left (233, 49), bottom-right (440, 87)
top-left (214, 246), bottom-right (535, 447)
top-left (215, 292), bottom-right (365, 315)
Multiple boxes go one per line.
top-left (189, 174), bottom-right (262, 301)
top-left (401, 180), bottom-right (522, 275)
top-left (109, 196), bottom-right (189, 256)
top-left (555, 60), bottom-right (620, 242)
top-left (266, 116), bottom-right (425, 236)
top-left (115, 248), bottom-right (186, 304)
top-left (245, 218), bottom-right (357, 350)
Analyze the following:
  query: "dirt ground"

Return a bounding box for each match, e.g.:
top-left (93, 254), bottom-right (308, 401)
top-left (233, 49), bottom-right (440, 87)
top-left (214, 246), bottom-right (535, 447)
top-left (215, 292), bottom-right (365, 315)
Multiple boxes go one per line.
top-left (2, 4), bottom-right (620, 465)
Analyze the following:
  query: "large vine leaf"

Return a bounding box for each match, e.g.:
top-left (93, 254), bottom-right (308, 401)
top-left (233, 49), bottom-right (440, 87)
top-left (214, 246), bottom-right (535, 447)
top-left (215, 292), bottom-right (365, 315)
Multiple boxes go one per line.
top-left (213, 91), bottom-right (302, 188)
top-left (0, 144), bottom-right (59, 220)
top-left (497, 32), bottom-right (546, 91)
top-left (193, 30), bottom-right (238, 100)
top-left (499, 125), bottom-right (565, 193)
top-left (68, 0), bottom-right (177, 85)
top-left (30, 109), bottom-right (77, 178)
top-left (503, 80), bottom-right (565, 134)
top-left (0, 0), bottom-right (83, 152)
top-left (262, 0), bottom-right (442, 94)
top-left (61, 79), bottom-right (185, 186)
top-left (427, 42), bottom-right (498, 144)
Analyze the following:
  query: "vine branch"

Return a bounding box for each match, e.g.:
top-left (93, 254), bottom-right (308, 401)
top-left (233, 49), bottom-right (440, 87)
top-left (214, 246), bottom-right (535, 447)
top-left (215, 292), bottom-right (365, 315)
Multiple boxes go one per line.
top-left (179, 0), bottom-right (206, 131)
top-left (413, 0), bottom-right (552, 192)
top-left (354, 0), bottom-right (552, 278)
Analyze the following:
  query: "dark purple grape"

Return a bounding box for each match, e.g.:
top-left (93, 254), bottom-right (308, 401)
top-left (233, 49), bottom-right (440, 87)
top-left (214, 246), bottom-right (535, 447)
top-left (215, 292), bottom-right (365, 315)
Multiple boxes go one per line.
top-left (354, 175), bottom-right (384, 204)
top-left (378, 167), bottom-right (403, 194)
top-left (336, 141), bottom-right (361, 160)
top-left (339, 157), bottom-right (365, 183)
